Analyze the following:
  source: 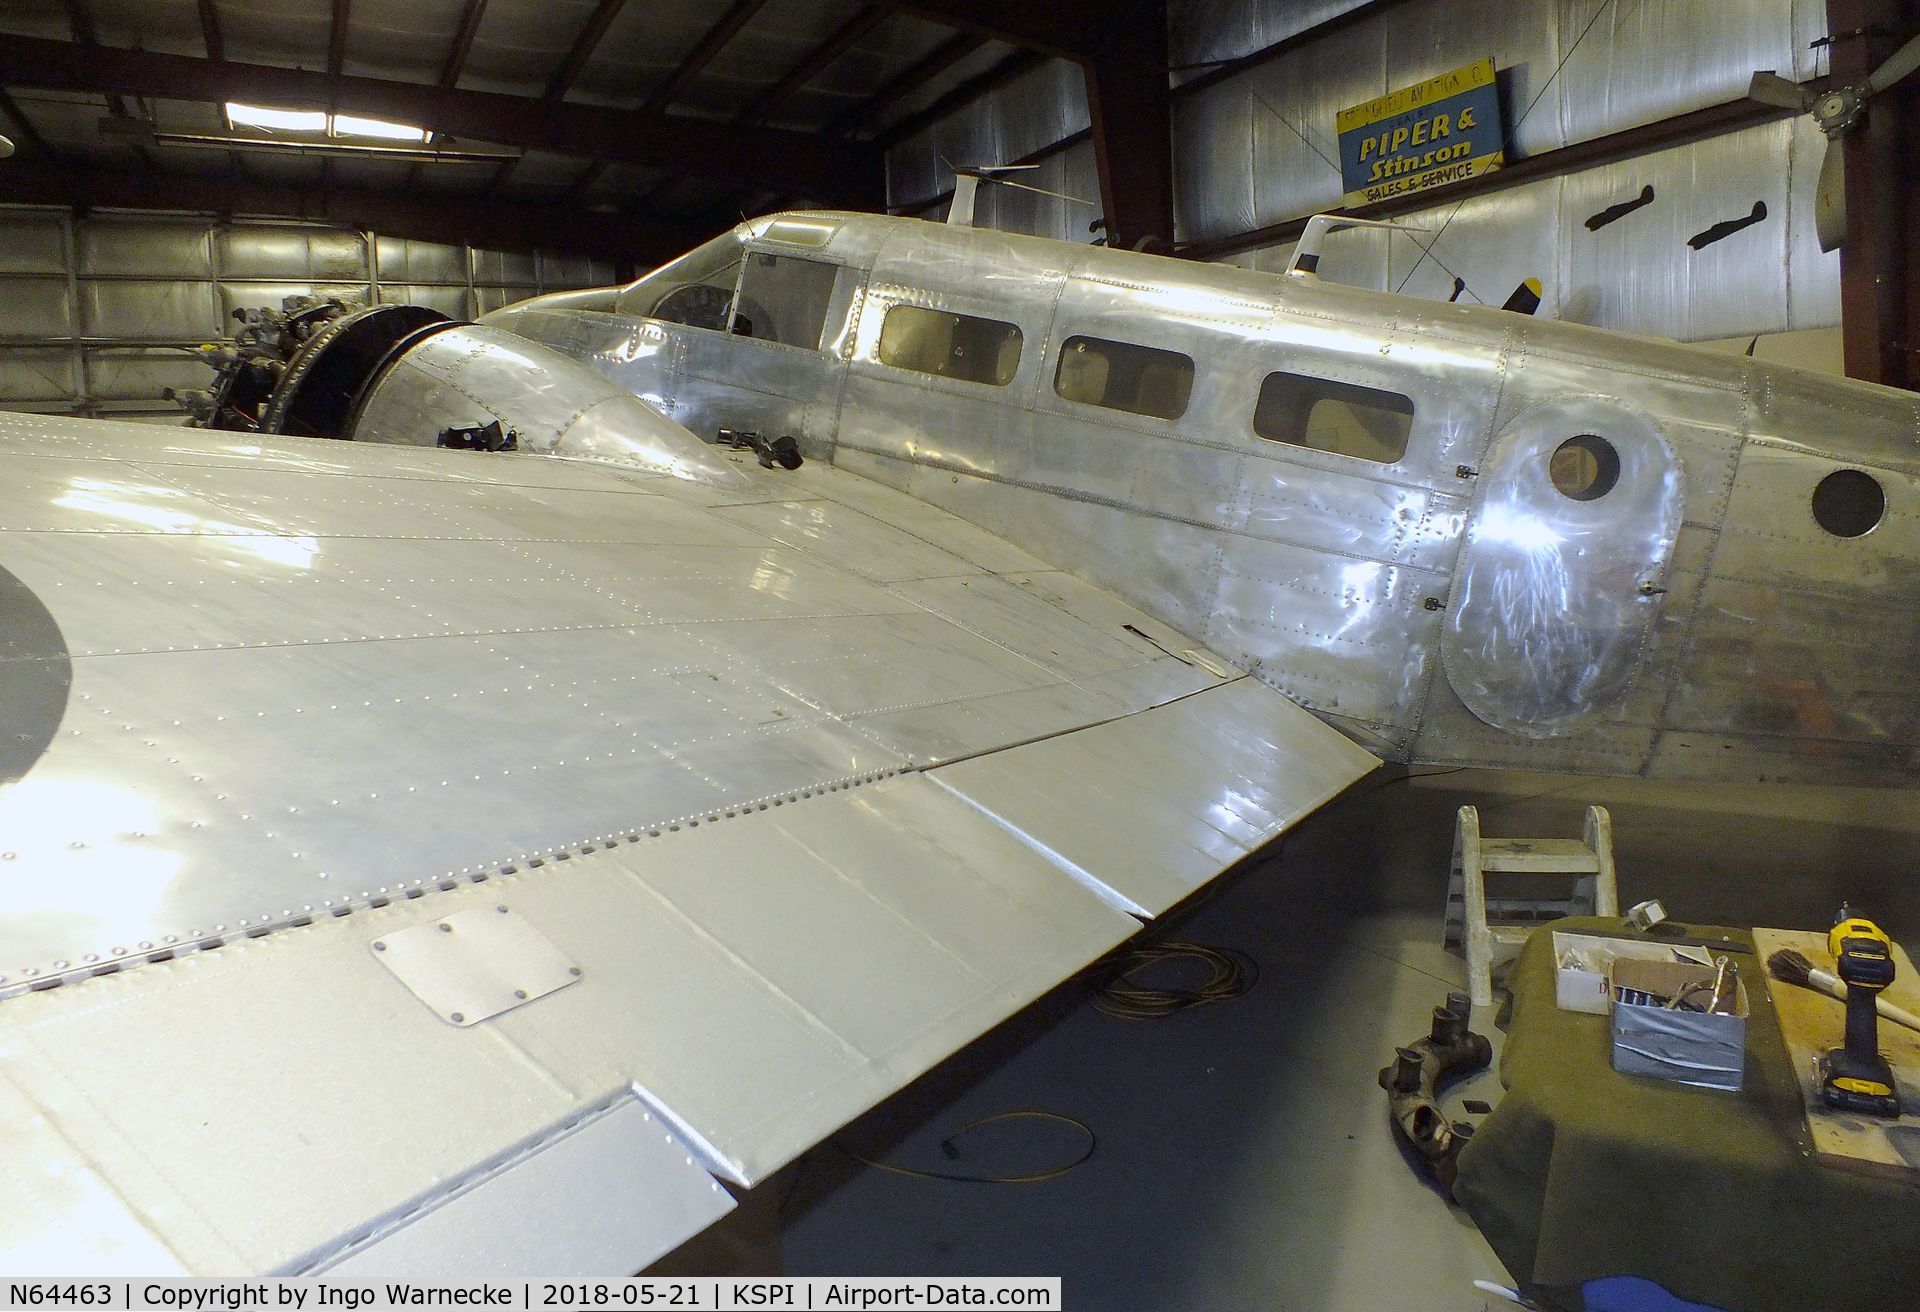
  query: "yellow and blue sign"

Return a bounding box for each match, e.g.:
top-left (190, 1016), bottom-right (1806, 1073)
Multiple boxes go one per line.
top-left (1336, 58), bottom-right (1504, 207)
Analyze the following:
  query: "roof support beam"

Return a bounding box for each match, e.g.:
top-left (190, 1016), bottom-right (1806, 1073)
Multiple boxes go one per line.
top-left (62, 0), bottom-right (98, 45)
top-left (328, 0), bottom-right (351, 78)
top-left (644, 0), bottom-right (774, 111)
top-left (826, 28), bottom-right (986, 137)
top-left (739, 6), bottom-right (891, 125)
top-left (440, 0), bottom-right (488, 88)
top-left (1171, 0), bottom-right (1420, 99)
top-left (195, 0), bottom-right (224, 62)
top-left (863, 0), bottom-right (1106, 61)
top-left (545, 0), bottom-right (628, 101)
top-left (0, 89), bottom-right (54, 160)
top-left (0, 35), bottom-right (880, 201)
top-left (877, 48), bottom-right (1040, 148)
top-left (864, 1), bottom-right (1174, 250)
top-left (1827, 0), bottom-right (1918, 389)
top-left (1081, 1), bottom-right (1172, 251)
top-left (0, 157), bottom-right (715, 265)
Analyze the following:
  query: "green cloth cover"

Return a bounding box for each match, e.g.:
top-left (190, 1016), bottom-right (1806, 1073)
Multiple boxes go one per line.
top-left (1453, 917), bottom-right (1920, 1311)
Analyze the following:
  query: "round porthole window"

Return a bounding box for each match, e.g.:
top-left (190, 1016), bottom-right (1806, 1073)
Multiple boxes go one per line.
top-left (1812, 468), bottom-right (1885, 538)
top-left (1549, 434), bottom-right (1620, 501)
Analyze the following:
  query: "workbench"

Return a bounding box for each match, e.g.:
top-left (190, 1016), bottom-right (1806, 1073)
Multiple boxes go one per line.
top-left (1453, 917), bottom-right (1920, 1312)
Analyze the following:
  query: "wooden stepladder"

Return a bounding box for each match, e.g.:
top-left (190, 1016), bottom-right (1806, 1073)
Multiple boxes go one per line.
top-left (1444, 804), bottom-right (1619, 1007)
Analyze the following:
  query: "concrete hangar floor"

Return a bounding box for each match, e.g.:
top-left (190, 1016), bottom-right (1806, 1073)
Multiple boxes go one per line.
top-left (775, 768), bottom-right (1920, 1310)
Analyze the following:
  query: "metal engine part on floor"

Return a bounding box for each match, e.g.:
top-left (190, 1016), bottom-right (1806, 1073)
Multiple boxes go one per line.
top-left (1379, 991), bottom-right (1493, 1196)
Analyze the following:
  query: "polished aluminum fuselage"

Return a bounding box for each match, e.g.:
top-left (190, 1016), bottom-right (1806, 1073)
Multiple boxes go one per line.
top-left (487, 212), bottom-right (1920, 784)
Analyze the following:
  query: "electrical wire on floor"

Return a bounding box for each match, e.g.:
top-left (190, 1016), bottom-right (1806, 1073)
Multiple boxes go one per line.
top-left (1091, 940), bottom-right (1259, 1020)
top-left (839, 1110), bottom-right (1096, 1185)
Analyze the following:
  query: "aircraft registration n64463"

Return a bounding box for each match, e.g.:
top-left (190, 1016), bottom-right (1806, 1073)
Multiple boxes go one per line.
top-left (0, 204), bottom-right (1913, 1275)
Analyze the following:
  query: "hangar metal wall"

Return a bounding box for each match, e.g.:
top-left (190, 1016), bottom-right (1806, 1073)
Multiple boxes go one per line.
top-left (1223, 114), bottom-right (1839, 341)
top-left (0, 208), bottom-right (615, 419)
top-left (882, 0), bottom-right (1840, 341)
top-left (885, 58), bottom-right (1100, 244)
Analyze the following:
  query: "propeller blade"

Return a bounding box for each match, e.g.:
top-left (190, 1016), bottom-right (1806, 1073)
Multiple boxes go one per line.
top-left (1747, 70), bottom-right (1813, 111)
top-left (1815, 137), bottom-right (1847, 253)
top-left (1868, 31), bottom-right (1920, 96)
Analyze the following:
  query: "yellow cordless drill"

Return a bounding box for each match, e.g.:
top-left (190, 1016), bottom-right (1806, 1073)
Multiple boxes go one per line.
top-left (1818, 907), bottom-right (1902, 1117)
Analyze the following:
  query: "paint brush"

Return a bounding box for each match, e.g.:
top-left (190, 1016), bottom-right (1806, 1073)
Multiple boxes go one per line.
top-left (1767, 948), bottom-right (1920, 1035)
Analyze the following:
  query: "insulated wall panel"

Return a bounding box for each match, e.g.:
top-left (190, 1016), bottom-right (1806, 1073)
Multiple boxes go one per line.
top-left (87, 351), bottom-right (213, 403)
top-left (0, 283), bottom-right (75, 340)
top-left (376, 237), bottom-right (468, 285)
top-left (81, 282), bottom-right (219, 341)
top-left (474, 249), bottom-right (538, 285)
top-left (77, 221), bottom-right (212, 277)
top-left (0, 209), bottom-right (628, 418)
top-left (219, 228), bottom-right (371, 281)
top-left (382, 285), bottom-right (473, 320)
top-left (0, 349), bottom-right (79, 403)
top-left (1155, 0), bottom-right (1831, 343)
top-left (0, 216), bottom-right (66, 275)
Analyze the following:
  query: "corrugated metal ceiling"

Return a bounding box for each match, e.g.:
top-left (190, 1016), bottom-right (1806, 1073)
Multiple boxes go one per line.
top-left (0, 0), bottom-right (1039, 222)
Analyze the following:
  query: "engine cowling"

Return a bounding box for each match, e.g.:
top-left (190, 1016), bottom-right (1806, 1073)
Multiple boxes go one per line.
top-left (177, 301), bottom-right (743, 489)
top-left (350, 322), bottom-right (742, 487)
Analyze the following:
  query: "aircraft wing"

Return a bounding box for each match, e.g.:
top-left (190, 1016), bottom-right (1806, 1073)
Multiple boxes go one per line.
top-left (0, 411), bottom-right (1377, 1276)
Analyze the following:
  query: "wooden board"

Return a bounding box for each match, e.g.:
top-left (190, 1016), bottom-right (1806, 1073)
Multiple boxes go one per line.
top-left (1754, 927), bottom-right (1920, 1183)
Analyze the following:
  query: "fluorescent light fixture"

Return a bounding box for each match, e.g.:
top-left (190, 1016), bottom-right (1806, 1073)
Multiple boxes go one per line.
top-left (332, 113), bottom-right (430, 142)
top-left (226, 102), bottom-right (326, 133)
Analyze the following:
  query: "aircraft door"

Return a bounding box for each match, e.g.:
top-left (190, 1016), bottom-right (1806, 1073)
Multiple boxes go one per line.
top-left (1441, 396), bottom-right (1683, 736)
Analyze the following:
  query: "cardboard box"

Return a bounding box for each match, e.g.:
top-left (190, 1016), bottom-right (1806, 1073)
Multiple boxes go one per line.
top-left (1551, 930), bottom-right (1714, 1015)
top-left (1608, 957), bottom-right (1748, 1091)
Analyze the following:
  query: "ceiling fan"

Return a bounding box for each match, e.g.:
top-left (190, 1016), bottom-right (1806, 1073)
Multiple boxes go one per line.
top-left (1747, 30), bottom-right (1920, 252)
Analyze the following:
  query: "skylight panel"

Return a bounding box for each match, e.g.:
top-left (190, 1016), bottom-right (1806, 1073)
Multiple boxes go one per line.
top-left (332, 114), bottom-right (430, 142)
top-left (224, 104), bottom-right (432, 143)
top-left (226, 102), bottom-right (326, 133)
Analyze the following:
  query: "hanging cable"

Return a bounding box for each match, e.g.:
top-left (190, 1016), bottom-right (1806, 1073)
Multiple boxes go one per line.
top-left (1394, 0), bottom-right (1638, 294)
top-left (1242, 84), bottom-right (1486, 300)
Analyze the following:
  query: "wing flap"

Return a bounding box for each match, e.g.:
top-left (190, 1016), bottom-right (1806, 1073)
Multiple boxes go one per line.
top-left (315, 1096), bottom-right (734, 1279)
top-left (0, 775), bottom-right (1135, 1271)
top-left (931, 678), bottom-right (1380, 917)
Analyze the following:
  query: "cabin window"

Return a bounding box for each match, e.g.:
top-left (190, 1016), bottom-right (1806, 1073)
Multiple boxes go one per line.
top-left (1812, 468), bottom-right (1884, 537)
top-left (1549, 435), bottom-right (1621, 501)
top-left (1254, 372), bottom-right (1413, 464)
top-left (878, 304), bottom-right (1023, 386)
top-left (1054, 336), bottom-right (1194, 420)
top-left (732, 251), bottom-right (840, 350)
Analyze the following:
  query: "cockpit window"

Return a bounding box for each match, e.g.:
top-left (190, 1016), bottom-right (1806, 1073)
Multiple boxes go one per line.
top-left (732, 251), bottom-right (840, 350)
top-left (1055, 336), bottom-right (1194, 420)
top-left (615, 233), bottom-right (740, 330)
top-left (651, 270), bottom-right (738, 331)
top-left (878, 305), bottom-right (1023, 386)
top-left (1254, 372), bottom-right (1412, 464)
